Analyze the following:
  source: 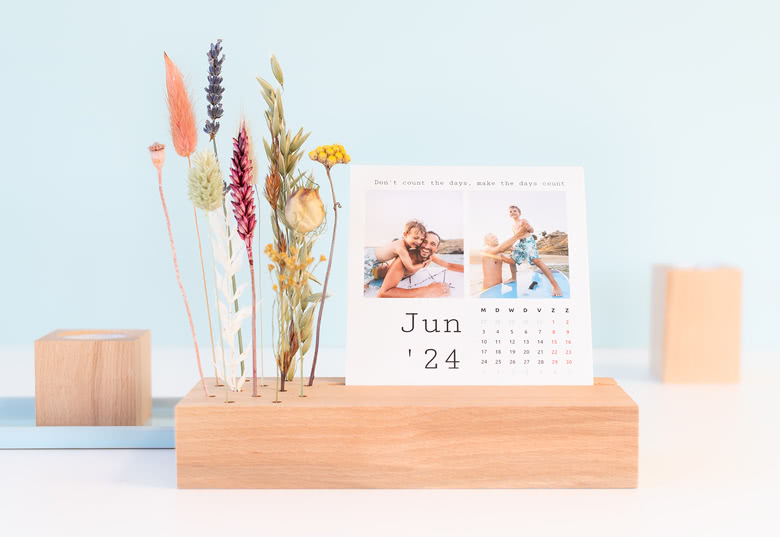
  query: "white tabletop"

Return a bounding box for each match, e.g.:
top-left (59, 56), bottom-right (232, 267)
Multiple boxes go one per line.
top-left (1, 348), bottom-right (778, 536)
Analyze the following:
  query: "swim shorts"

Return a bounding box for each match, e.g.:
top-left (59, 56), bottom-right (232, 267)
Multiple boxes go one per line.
top-left (364, 248), bottom-right (380, 283)
top-left (511, 236), bottom-right (540, 265)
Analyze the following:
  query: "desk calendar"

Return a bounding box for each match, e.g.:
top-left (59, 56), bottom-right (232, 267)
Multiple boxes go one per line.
top-left (346, 166), bottom-right (593, 385)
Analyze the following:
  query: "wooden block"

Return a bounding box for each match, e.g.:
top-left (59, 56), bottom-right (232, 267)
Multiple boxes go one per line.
top-left (651, 266), bottom-right (741, 383)
top-left (176, 377), bottom-right (638, 489)
top-left (35, 329), bottom-right (151, 426)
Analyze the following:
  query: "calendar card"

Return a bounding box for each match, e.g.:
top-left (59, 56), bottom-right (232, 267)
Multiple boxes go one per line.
top-left (346, 166), bottom-right (593, 385)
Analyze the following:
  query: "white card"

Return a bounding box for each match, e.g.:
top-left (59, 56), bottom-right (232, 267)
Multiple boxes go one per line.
top-left (346, 166), bottom-right (593, 385)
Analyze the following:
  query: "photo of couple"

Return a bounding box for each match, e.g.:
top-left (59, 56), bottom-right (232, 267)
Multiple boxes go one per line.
top-left (468, 191), bottom-right (570, 299)
top-left (364, 190), bottom-right (464, 298)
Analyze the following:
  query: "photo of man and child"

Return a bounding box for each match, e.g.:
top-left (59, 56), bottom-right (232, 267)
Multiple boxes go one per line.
top-left (468, 191), bottom-right (570, 299)
top-left (363, 190), bottom-right (464, 298)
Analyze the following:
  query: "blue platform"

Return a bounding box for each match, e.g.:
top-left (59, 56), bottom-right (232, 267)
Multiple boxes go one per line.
top-left (0, 398), bottom-right (176, 449)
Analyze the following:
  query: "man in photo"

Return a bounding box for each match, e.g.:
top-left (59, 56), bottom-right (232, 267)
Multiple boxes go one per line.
top-left (479, 225), bottom-right (533, 289)
top-left (376, 231), bottom-right (463, 298)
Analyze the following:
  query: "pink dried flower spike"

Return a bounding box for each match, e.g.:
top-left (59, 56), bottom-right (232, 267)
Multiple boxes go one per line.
top-left (230, 123), bottom-right (259, 397)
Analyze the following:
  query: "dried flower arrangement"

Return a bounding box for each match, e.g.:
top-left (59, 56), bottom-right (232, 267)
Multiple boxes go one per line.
top-left (258, 56), bottom-right (331, 399)
top-left (150, 43), bottom-right (348, 401)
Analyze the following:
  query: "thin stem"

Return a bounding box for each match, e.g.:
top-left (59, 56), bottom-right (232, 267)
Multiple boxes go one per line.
top-left (207, 216), bottom-right (229, 397)
top-left (249, 251), bottom-right (258, 397)
top-left (274, 349), bottom-right (280, 403)
top-left (308, 167), bottom-right (338, 386)
top-left (157, 168), bottom-right (210, 397)
top-left (298, 312), bottom-right (304, 397)
top-left (193, 204), bottom-right (219, 385)
top-left (254, 188), bottom-right (265, 387)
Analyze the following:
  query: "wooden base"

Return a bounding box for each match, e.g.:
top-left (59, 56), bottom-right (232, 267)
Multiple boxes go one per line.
top-left (176, 377), bottom-right (638, 489)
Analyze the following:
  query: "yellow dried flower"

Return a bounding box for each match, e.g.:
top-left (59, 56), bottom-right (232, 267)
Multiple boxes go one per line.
top-left (310, 143), bottom-right (351, 169)
top-left (272, 284), bottom-right (278, 291)
top-left (320, 254), bottom-right (326, 262)
top-left (267, 264), bottom-right (274, 271)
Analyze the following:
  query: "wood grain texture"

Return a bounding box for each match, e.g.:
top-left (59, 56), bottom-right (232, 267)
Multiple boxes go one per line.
top-left (176, 377), bottom-right (638, 489)
top-left (34, 329), bottom-right (151, 426)
top-left (650, 266), bottom-right (741, 383)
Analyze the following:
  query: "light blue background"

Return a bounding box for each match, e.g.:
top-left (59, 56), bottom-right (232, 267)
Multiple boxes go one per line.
top-left (1, 0), bottom-right (778, 350)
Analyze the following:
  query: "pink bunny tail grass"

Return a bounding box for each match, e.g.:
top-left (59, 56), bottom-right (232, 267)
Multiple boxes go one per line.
top-left (164, 52), bottom-right (198, 158)
top-left (150, 144), bottom-right (210, 397)
top-left (230, 122), bottom-right (258, 396)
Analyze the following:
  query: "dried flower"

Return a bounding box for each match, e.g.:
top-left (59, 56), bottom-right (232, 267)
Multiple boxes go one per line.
top-left (164, 53), bottom-right (197, 158)
top-left (188, 150), bottom-right (223, 211)
top-left (204, 39), bottom-right (225, 140)
top-left (231, 122), bottom-right (260, 397)
top-left (264, 173), bottom-right (281, 210)
top-left (270, 53), bottom-right (284, 87)
top-left (307, 143), bottom-right (351, 386)
top-left (285, 188), bottom-right (325, 233)
top-left (309, 144), bottom-right (350, 169)
top-left (149, 142), bottom-right (165, 171)
top-left (230, 122), bottom-right (256, 244)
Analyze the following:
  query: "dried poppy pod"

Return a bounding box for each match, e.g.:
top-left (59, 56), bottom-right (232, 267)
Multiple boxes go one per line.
top-left (148, 142), bottom-right (165, 171)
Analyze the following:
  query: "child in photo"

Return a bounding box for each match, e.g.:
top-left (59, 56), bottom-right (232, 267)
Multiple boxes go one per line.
top-left (364, 219), bottom-right (431, 287)
top-left (508, 205), bottom-right (563, 297)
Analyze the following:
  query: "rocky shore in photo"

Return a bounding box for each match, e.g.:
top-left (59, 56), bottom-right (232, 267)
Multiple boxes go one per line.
top-left (536, 231), bottom-right (568, 255)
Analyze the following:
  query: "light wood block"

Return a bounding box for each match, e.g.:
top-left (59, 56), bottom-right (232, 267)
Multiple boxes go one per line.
top-left (176, 377), bottom-right (638, 489)
top-left (35, 329), bottom-right (151, 426)
top-left (651, 266), bottom-right (741, 383)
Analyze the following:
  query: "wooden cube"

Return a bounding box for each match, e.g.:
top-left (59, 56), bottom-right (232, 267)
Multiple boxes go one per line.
top-left (35, 329), bottom-right (151, 426)
top-left (176, 377), bottom-right (638, 489)
top-left (651, 266), bottom-right (741, 383)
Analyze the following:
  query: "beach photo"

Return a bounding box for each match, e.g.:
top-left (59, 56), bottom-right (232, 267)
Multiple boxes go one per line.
top-left (364, 190), bottom-right (464, 298)
top-left (468, 191), bottom-right (570, 299)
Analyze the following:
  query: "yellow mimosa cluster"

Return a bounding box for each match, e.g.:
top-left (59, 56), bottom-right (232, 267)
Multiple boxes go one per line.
top-left (309, 144), bottom-right (351, 168)
top-left (264, 243), bottom-right (323, 292)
